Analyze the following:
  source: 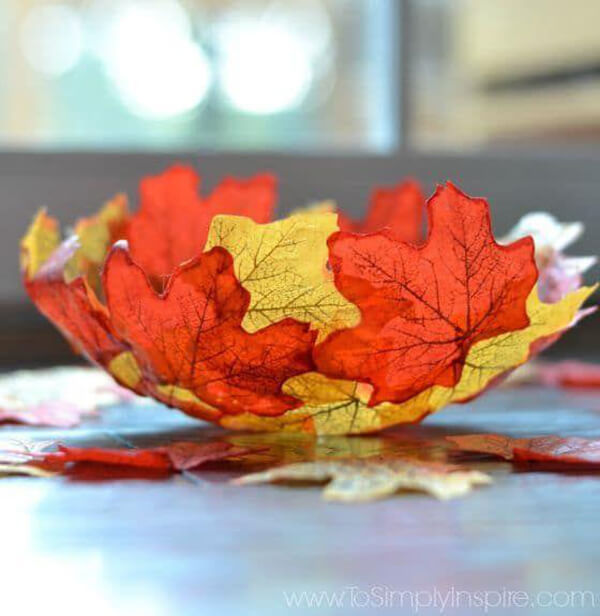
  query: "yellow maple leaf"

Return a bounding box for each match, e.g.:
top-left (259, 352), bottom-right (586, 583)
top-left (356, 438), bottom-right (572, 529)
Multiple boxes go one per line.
top-left (65, 194), bottom-right (129, 290)
top-left (72, 194), bottom-right (128, 267)
top-left (233, 457), bottom-right (492, 502)
top-left (204, 210), bottom-right (360, 338)
top-left (220, 372), bottom-right (424, 434)
top-left (21, 195), bottom-right (128, 291)
top-left (108, 351), bottom-right (142, 389)
top-left (0, 440), bottom-right (56, 478)
top-left (20, 210), bottom-right (60, 278)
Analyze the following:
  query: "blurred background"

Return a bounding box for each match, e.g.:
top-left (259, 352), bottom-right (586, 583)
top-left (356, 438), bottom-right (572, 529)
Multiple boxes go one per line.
top-left (7, 0), bottom-right (600, 150)
top-left (0, 0), bottom-right (599, 364)
top-left (0, 0), bottom-right (396, 151)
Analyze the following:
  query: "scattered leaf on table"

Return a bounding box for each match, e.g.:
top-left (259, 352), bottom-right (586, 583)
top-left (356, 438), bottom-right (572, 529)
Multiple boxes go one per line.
top-left (44, 445), bottom-right (172, 470)
top-left (164, 441), bottom-right (256, 471)
top-left (536, 361), bottom-right (600, 389)
top-left (0, 439), bottom-right (55, 464)
top-left (0, 464), bottom-right (55, 478)
top-left (446, 434), bottom-right (518, 460)
top-left (233, 457), bottom-right (491, 502)
top-left (41, 441), bottom-right (255, 473)
top-left (447, 434), bottom-right (600, 467)
top-left (0, 367), bottom-right (134, 428)
top-left (0, 440), bottom-right (56, 477)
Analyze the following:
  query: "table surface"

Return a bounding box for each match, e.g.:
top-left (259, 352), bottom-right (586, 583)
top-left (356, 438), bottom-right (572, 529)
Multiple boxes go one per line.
top-left (2, 385), bottom-right (600, 616)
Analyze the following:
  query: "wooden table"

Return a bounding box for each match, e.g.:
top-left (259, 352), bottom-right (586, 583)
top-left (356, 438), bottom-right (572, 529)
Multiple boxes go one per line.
top-left (2, 385), bottom-right (600, 615)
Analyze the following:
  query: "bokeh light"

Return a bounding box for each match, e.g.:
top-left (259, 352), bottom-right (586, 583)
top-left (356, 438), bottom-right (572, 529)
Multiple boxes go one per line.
top-left (213, 1), bottom-right (333, 116)
top-left (216, 18), bottom-right (313, 115)
top-left (264, 0), bottom-right (333, 63)
top-left (96, 0), bottom-right (212, 119)
top-left (20, 4), bottom-right (83, 77)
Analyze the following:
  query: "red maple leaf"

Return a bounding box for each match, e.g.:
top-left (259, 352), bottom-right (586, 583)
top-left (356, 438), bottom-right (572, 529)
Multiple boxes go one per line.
top-left (447, 434), bottom-right (600, 467)
top-left (127, 164), bottom-right (276, 287)
top-left (337, 179), bottom-right (424, 243)
top-left (536, 360), bottom-right (600, 389)
top-left (315, 183), bottom-right (538, 405)
top-left (103, 243), bottom-right (316, 416)
top-left (40, 441), bottom-right (255, 472)
top-left (24, 237), bottom-right (125, 366)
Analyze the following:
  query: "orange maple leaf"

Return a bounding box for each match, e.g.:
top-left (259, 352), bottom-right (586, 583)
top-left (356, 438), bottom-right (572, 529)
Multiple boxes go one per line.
top-left (41, 441), bottom-right (255, 472)
top-left (337, 179), bottom-right (424, 243)
top-left (103, 243), bottom-right (316, 416)
top-left (127, 164), bottom-right (276, 287)
top-left (24, 237), bottom-right (125, 365)
top-left (315, 183), bottom-right (538, 405)
top-left (447, 434), bottom-right (600, 467)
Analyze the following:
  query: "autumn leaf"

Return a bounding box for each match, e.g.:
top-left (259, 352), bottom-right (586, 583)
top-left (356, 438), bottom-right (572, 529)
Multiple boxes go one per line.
top-left (0, 440), bottom-right (56, 478)
top-left (446, 434), bottom-right (517, 459)
top-left (501, 211), bottom-right (596, 303)
top-left (0, 439), bottom-right (55, 463)
top-left (221, 372), bottom-right (427, 434)
top-left (103, 242), bottom-right (316, 417)
top-left (337, 179), bottom-right (425, 243)
top-left (315, 183), bottom-right (539, 405)
top-left (21, 214), bottom-right (126, 367)
top-left (0, 464), bottom-right (54, 478)
top-left (203, 209), bottom-right (365, 431)
top-left (68, 193), bottom-right (129, 294)
top-left (204, 209), bottom-right (360, 338)
top-left (20, 207), bottom-right (60, 278)
top-left (165, 441), bottom-right (255, 470)
top-left (512, 437), bottom-right (600, 466)
top-left (46, 445), bottom-right (172, 470)
top-left (434, 285), bottom-right (594, 399)
top-left (502, 212), bottom-right (584, 255)
top-left (233, 456), bottom-right (491, 502)
top-left (536, 360), bottom-right (600, 389)
top-left (0, 366), bottom-right (136, 427)
top-left (42, 441), bottom-right (254, 472)
top-left (127, 165), bottom-right (276, 287)
top-left (447, 433), bottom-right (600, 468)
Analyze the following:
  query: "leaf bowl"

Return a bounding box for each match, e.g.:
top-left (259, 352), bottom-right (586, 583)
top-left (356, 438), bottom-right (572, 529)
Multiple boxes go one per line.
top-left (21, 165), bottom-right (596, 434)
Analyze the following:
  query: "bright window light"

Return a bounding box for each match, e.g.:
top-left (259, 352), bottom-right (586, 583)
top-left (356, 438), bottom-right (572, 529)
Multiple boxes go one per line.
top-left (20, 4), bottom-right (83, 77)
top-left (99, 0), bottom-right (212, 119)
top-left (216, 19), bottom-right (314, 115)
